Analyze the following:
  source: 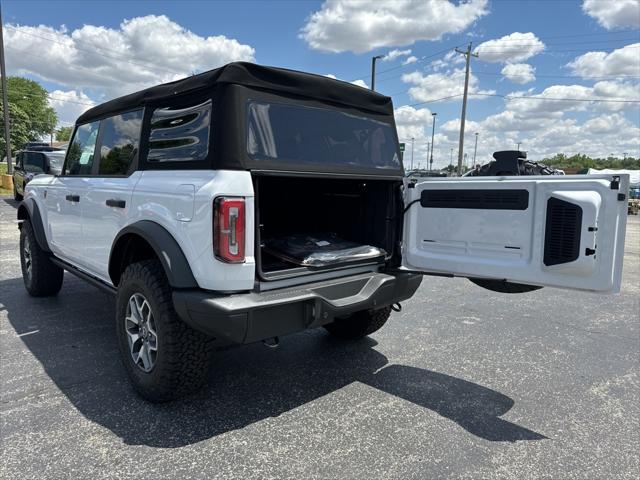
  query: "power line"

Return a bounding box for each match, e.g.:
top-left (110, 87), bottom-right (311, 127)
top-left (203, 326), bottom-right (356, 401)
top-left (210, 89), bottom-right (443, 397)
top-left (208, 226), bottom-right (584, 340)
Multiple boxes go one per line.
top-left (474, 71), bottom-right (640, 80)
top-left (471, 92), bottom-right (640, 104)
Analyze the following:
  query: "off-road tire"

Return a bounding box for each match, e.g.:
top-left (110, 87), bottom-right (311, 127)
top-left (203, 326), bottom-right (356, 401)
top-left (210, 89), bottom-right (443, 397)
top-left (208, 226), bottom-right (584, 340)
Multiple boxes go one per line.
top-left (20, 220), bottom-right (63, 296)
top-left (324, 306), bottom-right (392, 340)
top-left (469, 278), bottom-right (542, 294)
top-left (13, 184), bottom-right (23, 201)
top-left (116, 259), bottom-right (213, 402)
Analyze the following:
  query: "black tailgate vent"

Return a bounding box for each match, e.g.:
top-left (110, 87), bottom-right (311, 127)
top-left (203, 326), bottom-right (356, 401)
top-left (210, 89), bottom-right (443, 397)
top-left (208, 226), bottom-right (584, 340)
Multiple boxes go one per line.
top-left (544, 197), bottom-right (582, 266)
top-left (420, 189), bottom-right (529, 210)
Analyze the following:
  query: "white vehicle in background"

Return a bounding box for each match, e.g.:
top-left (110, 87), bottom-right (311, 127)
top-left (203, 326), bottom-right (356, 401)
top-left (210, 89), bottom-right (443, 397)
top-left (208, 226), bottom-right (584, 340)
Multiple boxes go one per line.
top-left (17, 62), bottom-right (629, 402)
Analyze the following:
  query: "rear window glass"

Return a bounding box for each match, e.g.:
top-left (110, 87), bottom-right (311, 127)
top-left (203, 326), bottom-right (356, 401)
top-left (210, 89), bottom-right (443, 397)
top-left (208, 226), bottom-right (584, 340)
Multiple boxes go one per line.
top-left (98, 110), bottom-right (143, 175)
top-left (147, 99), bottom-right (212, 163)
top-left (247, 102), bottom-right (400, 170)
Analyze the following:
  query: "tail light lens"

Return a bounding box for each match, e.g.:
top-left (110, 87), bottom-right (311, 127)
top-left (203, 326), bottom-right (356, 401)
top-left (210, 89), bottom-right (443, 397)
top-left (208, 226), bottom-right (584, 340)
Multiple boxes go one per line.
top-left (213, 197), bottom-right (245, 263)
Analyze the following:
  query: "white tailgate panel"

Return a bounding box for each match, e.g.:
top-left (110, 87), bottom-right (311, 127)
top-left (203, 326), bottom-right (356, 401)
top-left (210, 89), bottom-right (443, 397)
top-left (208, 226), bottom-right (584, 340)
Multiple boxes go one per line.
top-left (403, 175), bottom-right (629, 293)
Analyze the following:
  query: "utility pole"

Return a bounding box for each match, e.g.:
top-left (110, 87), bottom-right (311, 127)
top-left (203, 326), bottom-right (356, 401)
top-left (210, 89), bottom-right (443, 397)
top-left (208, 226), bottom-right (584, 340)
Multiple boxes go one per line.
top-left (430, 112), bottom-right (437, 173)
top-left (410, 136), bottom-right (415, 171)
top-left (473, 132), bottom-right (479, 166)
top-left (516, 141), bottom-right (521, 151)
top-left (426, 141), bottom-right (430, 172)
top-left (0, 5), bottom-right (12, 174)
top-left (454, 43), bottom-right (478, 176)
top-left (623, 152), bottom-right (628, 160)
top-left (450, 148), bottom-right (454, 171)
top-left (371, 55), bottom-right (384, 91)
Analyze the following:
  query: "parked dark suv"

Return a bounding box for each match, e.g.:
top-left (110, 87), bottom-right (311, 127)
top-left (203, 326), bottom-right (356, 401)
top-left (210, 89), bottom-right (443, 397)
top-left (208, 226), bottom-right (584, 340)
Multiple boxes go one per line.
top-left (12, 150), bottom-right (65, 200)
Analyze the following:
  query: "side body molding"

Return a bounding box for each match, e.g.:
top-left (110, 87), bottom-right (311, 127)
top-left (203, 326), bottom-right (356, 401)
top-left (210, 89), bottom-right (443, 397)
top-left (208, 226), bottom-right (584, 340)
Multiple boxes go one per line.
top-left (17, 199), bottom-right (51, 253)
top-left (109, 220), bottom-right (198, 288)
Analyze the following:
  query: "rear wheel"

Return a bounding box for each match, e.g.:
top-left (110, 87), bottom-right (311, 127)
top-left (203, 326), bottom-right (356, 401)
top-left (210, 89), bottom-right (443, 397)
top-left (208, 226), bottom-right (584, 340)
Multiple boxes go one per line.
top-left (324, 306), bottom-right (392, 340)
top-left (115, 259), bottom-right (213, 402)
top-left (20, 220), bottom-right (63, 296)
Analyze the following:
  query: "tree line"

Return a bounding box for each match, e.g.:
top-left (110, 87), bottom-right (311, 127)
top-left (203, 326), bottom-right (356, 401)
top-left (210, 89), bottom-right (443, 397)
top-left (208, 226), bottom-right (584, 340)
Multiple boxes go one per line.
top-left (542, 153), bottom-right (640, 170)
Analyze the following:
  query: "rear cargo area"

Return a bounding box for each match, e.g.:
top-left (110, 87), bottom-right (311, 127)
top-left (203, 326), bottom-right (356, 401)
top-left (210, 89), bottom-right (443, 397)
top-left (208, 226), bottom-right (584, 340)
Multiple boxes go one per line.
top-left (254, 175), bottom-right (402, 280)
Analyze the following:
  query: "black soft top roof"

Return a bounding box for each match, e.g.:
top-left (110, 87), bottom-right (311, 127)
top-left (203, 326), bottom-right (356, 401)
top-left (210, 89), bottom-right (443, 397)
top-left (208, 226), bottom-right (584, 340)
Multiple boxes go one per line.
top-left (77, 62), bottom-right (393, 124)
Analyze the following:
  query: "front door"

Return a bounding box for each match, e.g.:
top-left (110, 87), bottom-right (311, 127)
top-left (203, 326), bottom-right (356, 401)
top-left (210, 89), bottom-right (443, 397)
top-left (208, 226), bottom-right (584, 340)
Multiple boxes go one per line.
top-left (402, 175), bottom-right (629, 293)
top-left (46, 121), bottom-right (100, 264)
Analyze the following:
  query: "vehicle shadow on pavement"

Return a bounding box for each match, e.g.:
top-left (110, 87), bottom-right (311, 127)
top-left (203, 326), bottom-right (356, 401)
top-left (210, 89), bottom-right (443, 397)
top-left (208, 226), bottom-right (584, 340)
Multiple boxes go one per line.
top-left (2, 198), bottom-right (19, 209)
top-left (1, 275), bottom-right (546, 448)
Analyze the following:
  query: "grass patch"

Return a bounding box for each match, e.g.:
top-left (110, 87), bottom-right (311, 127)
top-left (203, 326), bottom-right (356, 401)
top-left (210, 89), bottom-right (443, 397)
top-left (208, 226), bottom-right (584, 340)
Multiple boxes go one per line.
top-left (0, 163), bottom-right (7, 175)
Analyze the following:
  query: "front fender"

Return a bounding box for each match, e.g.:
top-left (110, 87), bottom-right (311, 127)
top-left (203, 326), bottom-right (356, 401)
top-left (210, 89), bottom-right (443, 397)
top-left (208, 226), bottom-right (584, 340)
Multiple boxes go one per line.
top-left (17, 198), bottom-right (51, 253)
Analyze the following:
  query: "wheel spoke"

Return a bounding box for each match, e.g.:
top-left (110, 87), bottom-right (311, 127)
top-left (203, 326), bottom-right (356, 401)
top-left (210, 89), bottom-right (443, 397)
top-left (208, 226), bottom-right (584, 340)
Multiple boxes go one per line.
top-left (138, 343), bottom-right (151, 370)
top-left (126, 329), bottom-right (140, 347)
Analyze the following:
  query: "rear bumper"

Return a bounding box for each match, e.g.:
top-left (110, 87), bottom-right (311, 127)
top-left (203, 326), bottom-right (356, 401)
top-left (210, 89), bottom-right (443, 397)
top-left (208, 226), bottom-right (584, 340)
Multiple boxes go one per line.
top-left (172, 271), bottom-right (422, 344)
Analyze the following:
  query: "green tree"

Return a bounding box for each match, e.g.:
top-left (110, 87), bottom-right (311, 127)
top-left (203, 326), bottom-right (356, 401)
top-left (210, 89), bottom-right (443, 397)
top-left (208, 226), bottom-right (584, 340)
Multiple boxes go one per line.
top-left (56, 126), bottom-right (73, 142)
top-left (0, 103), bottom-right (31, 159)
top-left (0, 77), bottom-right (58, 158)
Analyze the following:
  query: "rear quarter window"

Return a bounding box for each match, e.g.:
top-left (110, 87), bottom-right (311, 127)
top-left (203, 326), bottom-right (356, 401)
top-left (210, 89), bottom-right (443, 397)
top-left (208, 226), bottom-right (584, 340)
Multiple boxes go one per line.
top-left (147, 99), bottom-right (212, 164)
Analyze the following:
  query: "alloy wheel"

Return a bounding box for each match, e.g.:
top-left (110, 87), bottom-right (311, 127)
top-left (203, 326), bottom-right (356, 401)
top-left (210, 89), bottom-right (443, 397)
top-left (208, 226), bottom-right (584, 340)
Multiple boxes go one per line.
top-left (125, 293), bottom-right (158, 372)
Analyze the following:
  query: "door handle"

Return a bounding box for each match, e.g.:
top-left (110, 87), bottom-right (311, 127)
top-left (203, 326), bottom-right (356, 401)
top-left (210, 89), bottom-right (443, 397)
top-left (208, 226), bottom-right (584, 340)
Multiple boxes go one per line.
top-left (106, 199), bottom-right (126, 208)
top-left (65, 194), bottom-right (80, 202)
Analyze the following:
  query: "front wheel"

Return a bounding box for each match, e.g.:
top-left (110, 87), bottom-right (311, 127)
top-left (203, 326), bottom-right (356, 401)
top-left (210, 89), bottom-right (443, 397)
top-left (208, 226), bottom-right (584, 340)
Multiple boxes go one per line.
top-left (324, 306), bottom-right (392, 340)
top-left (13, 183), bottom-right (23, 201)
top-left (20, 220), bottom-right (63, 296)
top-left (115, 260), bottom-right (213, 402)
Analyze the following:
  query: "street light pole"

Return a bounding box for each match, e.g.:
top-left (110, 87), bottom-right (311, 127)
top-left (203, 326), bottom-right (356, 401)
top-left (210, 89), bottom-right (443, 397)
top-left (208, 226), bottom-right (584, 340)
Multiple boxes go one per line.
top-left (430, 112), bottom-right (436, 172)
top-left (426, 141), bottom-right (430, 172)
top-left (0, 6), bottom-right (12, 174)
top-left (516, 141), bottom-right (521, 151)
top-left (473, 132), bottom-right (478, 166)
top-left (371, 55), bottom-right (384, 91)
top-left (410, 137), bottom-right (415, 171)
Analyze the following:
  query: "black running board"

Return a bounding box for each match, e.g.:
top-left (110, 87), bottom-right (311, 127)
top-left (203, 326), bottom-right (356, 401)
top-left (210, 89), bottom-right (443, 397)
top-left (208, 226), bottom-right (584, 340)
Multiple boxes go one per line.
top-left (50, 257), bottom-right (117, 295)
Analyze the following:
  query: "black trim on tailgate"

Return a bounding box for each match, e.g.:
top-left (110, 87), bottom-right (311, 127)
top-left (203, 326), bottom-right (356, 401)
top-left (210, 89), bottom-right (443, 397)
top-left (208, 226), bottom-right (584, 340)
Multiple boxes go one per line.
top-left (420, 189), bottom-right (529, 210)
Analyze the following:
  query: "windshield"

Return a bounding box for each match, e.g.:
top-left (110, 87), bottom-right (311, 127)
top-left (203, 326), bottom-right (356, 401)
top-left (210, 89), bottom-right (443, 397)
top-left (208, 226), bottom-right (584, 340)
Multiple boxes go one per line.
top-left (247, 101), bottom-right (400, 170)
top-left (45, 152), bottom-right (65, 173)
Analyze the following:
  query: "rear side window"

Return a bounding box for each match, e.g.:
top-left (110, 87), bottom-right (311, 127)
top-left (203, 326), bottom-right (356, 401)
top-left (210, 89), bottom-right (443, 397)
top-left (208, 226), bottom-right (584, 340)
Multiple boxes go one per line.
top-left (23, 152), bottom-right (45, 173)
top-left (98, 110), bottom-right (143, 175)
top-left (64, 121), bottom-right (100, 175)
top-left (147, 99), bottom-right (212, 163)
top-left (247, 102), bottom-right (400, 170)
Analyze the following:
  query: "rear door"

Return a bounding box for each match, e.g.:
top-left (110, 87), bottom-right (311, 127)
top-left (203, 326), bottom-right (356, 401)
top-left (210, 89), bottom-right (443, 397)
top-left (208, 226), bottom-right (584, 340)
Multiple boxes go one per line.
top-left (402, 175), bottom-right (629, 293)
top-left (81, 110), bottom-right (143, 280)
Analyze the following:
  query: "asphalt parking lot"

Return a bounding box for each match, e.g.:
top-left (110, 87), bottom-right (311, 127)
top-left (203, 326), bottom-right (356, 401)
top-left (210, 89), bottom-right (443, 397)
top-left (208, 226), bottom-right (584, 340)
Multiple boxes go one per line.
top-left (1, 197), bottom-right (638, 480)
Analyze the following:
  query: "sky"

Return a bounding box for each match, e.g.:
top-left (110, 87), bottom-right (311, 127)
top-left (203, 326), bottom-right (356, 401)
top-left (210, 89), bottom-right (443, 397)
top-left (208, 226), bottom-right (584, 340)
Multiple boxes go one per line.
top-left (2, 0), bottom-right (639, 169)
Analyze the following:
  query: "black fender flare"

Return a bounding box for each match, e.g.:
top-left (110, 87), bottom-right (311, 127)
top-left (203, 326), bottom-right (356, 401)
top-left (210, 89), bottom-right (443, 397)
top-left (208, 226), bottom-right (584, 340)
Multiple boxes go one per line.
top-left (109, 220), bottom-right (198, 289)
top-left (17, 199), bottom-right (51, 253)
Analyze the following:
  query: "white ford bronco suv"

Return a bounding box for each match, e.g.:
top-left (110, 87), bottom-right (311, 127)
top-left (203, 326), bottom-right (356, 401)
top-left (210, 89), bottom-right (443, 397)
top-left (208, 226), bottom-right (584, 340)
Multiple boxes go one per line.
top-left (17, 63), bottom-right (629, 402)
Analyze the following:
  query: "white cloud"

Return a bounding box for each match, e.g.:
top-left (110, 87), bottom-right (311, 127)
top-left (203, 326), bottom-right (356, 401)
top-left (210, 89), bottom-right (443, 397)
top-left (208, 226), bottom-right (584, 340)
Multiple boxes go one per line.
top-left (47, 90), bottom-right (96, 125)
top-left (324, 73), bottom-right (369, 89)
top-left (567, 43), bottom-right (640, 78)
top-left (475, 32), bottom-right (545, 63)
top-left (505, 81), bottom-right (640, 116)
top-left (393, 106), bottom-right (437, 169)
top-left (501, 63), bottom-right (536, 84)
top-left (403, 55), bottom-right (418, 65)
top-left (4, 15), bottom-right (255, 98)
top-left (351, 79), bottom-right (369, 89)
top-left (300, 0), bottom-right (489, 54)
top-left (384, 49), bottom-right (412, 61)
top-left (402, 68), bottom-right (495, 103)
top-left (582, 0), bottom-right (640, 29)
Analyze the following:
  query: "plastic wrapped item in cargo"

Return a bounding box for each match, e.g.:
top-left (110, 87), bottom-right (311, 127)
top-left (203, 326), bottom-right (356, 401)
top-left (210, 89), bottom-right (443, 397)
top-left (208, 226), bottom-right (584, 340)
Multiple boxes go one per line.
top-left (263, 233), bottom-right (386, 269)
